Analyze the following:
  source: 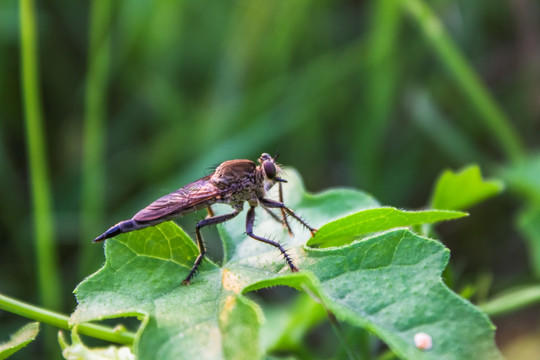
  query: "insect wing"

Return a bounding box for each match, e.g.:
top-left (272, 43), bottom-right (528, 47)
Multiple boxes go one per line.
top-left (133, 175), bottom-right (223, 222)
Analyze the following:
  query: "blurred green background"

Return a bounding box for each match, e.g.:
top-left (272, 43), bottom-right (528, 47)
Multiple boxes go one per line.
top-left (1, 0), bottom-right (540, 358)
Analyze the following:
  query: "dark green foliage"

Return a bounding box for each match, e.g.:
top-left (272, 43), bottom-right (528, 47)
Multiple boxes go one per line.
top-left (1, 0), bottom-right (539, 358)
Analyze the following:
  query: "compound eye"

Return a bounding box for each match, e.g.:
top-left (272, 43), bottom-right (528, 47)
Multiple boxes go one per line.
top-left (263, 161), bottom-right (276, 179)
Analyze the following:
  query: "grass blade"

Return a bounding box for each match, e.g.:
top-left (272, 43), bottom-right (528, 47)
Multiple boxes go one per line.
top-left (80, 0), bottom-right (113, 277)
top-left (19, 0), bottom-right (61, 310)
top-left (354, 0), bottom-right (401, 187)
top-left (401, 0), bottom-right (525, 162)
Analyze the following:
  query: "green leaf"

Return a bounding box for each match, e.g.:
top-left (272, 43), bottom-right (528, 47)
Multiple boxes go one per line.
top-left (500, 152), bottom-right (540, 201)
top-left (246, 230), bottom-right (501, 360)
top-left (314, 231), bottom-right (499, 359)
top-left (430, 165), bottom-right (504, 210)
top-left (0, 322), bottom-right (39, 360)
top-left (72, 169), bottom-right (501, 359)
top-left (59, 330), bottom-right (134, 360)
top-left (501, 153), bottom-right (540, 278)
top-left (306, 208), bottom-right (467, 248)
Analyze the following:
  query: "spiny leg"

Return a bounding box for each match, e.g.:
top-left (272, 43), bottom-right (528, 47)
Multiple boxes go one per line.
top-left (245, 206), bottom-right (298, 272)
top-left (262, 205), bottom-right (295, 237)
top-left (261, 206), bottom-right (286, 225)
top-left (183, 208), bottom-right (241, 285)
top-left (260, 198), bottom-right (317, 236)
top-left (278, 182), bottom-right (294, 236)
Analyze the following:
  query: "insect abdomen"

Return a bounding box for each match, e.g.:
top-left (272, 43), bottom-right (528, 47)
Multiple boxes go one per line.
top-left (93, 219), bottom-right (137, 242)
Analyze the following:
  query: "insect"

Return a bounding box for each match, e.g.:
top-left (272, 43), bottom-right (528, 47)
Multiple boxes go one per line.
top-left (94, 153), bottom-right (317, 285)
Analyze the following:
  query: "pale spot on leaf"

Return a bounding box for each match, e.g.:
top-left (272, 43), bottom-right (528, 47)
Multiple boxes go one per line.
top-left (222, 269), bottom-right (244, 293)
top-left (414, 332), bottom-right (433, 350)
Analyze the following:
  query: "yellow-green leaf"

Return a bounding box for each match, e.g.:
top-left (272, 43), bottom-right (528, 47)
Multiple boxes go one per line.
top-left (430, 165), bottom-right (503, 210)
top-left (307, 207), bottom-right (467, 248)
top-left (0, 322), bottom-right (39, 360)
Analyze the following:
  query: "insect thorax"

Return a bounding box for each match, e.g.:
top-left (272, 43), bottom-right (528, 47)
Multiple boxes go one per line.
top-left (210, 159), bottom-right (266, 204)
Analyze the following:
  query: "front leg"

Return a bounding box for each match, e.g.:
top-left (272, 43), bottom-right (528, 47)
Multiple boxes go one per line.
top-left (260, 198), bottom-right (317, 236)
top-left (278, 182), bottom-right (294, 236)
top-left (245, 206), bottom-right (298, 272)
top-left (261, 206), bottom-right (288, 227)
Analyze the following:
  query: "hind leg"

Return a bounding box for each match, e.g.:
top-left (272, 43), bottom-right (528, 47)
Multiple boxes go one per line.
top-left (182, 207), bottom-right (242, 285)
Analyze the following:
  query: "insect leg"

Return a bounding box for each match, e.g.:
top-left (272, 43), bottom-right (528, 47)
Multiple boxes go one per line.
top-left (261, 205), bottom-right (294, 236)
top-left (206, 205), bottom-right (215, 217)
top-left (261, 206), bottom-right (286, 225)
top-left (245, 206), bottom-right (298, 272)
top-left (182, 207), bottom-right (242, 285)
top-left (259, 198), bottom-right (317, 236)
top-left (278, 182), bottom-right (294, 236)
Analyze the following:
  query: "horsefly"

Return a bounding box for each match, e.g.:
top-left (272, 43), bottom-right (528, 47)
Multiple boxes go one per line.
top-left (94, 153), bottom-right (317, 285)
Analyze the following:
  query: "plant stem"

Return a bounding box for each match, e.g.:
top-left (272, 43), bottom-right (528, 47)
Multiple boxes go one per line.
top-left (80, 0), bottom-right (112, 277)
top-left (401, 0), bottom-right (525, 163)
top-left (0, 293), bottom-right (135, 345)
top-left (19, 0), bottom-right (62, 310)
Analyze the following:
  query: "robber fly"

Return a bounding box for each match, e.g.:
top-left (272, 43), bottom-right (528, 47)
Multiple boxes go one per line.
top-left (94, 153), bottom-right (317, 285)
